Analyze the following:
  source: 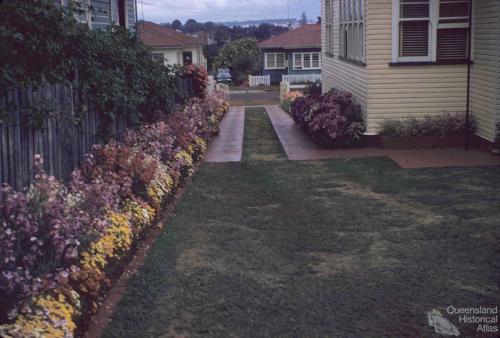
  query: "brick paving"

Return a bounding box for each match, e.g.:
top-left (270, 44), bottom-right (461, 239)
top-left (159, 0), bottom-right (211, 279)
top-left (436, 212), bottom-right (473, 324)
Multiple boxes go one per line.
top-left (265, 105), bottom-right (500, 169)
top-left (205, 106), bottom-right (245, 163)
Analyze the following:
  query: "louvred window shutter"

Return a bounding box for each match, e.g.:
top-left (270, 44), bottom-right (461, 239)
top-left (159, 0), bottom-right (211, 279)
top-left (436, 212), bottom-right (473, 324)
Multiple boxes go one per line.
top-left (437, 28), bottom-right (468, 60)
top-left (437, 0), bottom-right (470, 60)
top-left (400, 21), bottom-right (429, 56)
top-left (399, 0), bottom-right (430, 58)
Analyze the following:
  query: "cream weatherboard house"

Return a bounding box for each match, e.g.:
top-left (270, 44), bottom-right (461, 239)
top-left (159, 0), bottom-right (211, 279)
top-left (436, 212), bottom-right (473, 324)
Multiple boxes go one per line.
top-left (321, 0), bottom-right (500, 144)
top-left (138, 22), bottom-right (207, 68)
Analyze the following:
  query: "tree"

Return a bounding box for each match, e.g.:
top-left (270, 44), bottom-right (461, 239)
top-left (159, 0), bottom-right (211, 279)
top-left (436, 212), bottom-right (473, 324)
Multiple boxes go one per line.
top-left (213, 26), bottom-right (231, 46)
top-left (256, 23), bottom-right (272, 41)
top-left (204, 21), bottom-right (216, 30)
top-left (204, 44), bottom-right (221, 72)
top-left (299, 12), bottom-right (308, 25)
top-left (231, 54), bottom-right (259, 84)
top-left (183, 19), bottom-right (203, 33)
top-left (171, 19), bottom-right (182, 31)
top-left (213, 38), bottom-right (259, 84)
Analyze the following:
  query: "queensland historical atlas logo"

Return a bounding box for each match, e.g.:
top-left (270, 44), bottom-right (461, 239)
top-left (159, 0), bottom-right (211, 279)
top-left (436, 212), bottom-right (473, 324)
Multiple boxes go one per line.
top-left (428, 306), bottom-right (498, 336)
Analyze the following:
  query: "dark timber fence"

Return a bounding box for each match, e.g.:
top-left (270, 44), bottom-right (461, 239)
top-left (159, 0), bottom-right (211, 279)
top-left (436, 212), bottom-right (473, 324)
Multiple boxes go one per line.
top-left (0, 83), bottom-right (107, 191)
top-left (0, 78), bottom-right (194, 192)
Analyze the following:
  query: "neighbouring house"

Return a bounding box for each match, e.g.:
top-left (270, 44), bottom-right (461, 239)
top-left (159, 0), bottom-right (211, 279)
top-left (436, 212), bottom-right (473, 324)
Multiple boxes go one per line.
top-left (258, 24), bottom-right (322, 84)
top-left (321, 0), bottom-right (500, 144)
top-left (138, 22), bottom-right (208, 67)
top-left (61, 0), bottom-right (137, 30)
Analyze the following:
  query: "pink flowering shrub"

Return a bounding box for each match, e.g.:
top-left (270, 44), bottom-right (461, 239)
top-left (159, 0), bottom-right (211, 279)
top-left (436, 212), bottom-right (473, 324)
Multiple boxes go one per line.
top-left (0, 95), bottom-right (230, 335)
top-left (183, 65), bottom-right (209, 100)
top-left (291, 88), bottom-right (365, 148)
top-left (0, 157), bottom-right (101, 314)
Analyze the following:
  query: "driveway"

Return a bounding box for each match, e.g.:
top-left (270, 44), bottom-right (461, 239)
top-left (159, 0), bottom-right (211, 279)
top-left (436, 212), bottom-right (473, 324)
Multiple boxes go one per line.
top-left (229, 89), bottom-right (280, 106)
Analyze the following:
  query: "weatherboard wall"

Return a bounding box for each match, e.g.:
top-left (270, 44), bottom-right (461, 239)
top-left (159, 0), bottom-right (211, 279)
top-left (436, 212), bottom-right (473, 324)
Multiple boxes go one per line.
top-left (90, 0), bottom-right (136, 30)
top-left (469, 0), bottom-right (500, 141)
top-left (364, 0), bottom-right (469, 135)
top-left (321, 0), bottom-right (499, 140)
top-left (321, 0), bottom-right (368, 121)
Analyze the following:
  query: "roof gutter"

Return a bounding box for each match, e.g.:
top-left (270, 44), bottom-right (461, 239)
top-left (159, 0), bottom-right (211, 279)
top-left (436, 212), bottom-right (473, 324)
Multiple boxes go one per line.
top-left (259, 46), bottom-right (321, 50)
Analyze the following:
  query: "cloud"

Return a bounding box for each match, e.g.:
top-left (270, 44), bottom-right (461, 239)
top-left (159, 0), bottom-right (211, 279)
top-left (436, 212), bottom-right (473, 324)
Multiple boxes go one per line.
top-left (137, 0), bottom-right (320, 24)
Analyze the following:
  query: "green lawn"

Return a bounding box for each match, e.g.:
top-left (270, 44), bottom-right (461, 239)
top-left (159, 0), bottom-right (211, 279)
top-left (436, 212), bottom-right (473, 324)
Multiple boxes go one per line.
top-left (242, 107), bottom-right (287, 162)
top-left (104, 109), bottom-right (500, 337)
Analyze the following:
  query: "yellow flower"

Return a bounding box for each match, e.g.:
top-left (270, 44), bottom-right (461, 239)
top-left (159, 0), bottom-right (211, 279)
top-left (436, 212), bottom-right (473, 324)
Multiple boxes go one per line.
top-left (80, 212), bottom-right (132, 272)
top-left (146, 165), bottom-right (174, 207)
top-left (123, 200), bottom-right (156, 235)
top-left (0, 292), bottom-right (80, 338)
top-left (194, 136), bottom-right (207, 154)
top-left (175, 150), bottom-right (194, 171)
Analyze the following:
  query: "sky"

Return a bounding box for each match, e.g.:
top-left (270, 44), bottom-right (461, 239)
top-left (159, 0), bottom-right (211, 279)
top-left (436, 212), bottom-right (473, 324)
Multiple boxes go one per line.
top-left (137, 0), bottom-right (321, 24)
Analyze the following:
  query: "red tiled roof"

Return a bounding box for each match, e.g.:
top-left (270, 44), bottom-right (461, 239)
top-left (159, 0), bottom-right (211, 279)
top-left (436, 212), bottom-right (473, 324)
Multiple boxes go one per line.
top-left (258, 24), bottom-right (321, 49)
top-left (138, 21), bottom-right (206, 48)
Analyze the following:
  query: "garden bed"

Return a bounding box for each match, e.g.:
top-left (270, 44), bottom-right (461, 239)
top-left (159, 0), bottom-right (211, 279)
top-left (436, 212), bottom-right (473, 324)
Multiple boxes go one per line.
top-left (378, 114), bottom-right (475, 150)
top-left (379, 135), bottom-right (465, 149)
top-left (290, 86), bottom-right (365, 148)
top-left (0, 95), bottom-right (230, 337)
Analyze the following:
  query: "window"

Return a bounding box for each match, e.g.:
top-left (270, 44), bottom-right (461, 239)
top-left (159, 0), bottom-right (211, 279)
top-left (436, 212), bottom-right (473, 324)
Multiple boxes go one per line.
top-left (152, 53), bottom-right (165, 64)
top-left (61, 0), bottom-right (91, 27)
top-left (293, 53), bottom-right (321, 70)
top-left (265, 53), bottom-right (287, 69)
top-left (325, 0), bottom-right (334, 56)
top-left (117, 0), bottom-right (127, 28)
top-left (339, 0), bottom-right (365, 62)
top-left (392, 0), bottom-right (471, 62)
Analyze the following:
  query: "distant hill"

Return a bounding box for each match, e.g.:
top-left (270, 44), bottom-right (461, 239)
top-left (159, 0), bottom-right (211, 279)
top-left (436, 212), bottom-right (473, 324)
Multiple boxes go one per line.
top-left (218, 18), bottom-right (297, 28)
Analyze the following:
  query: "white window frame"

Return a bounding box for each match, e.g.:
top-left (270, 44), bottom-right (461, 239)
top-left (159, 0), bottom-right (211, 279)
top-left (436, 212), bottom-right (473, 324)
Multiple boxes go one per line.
top-left (264, 53), bottom-right (288, 70)
top-left (339, 0), bottom-right (365, 63)
top-left (152, 53), bottom-right (165, 64)
top-left (62, 0), bottom-right (92, 28)
top-left (293, 53), bottom-right (321, 70)
top-left (392, 0), bottom-right (471, 63)
top-left (325, 0), bottom-right (334, 56)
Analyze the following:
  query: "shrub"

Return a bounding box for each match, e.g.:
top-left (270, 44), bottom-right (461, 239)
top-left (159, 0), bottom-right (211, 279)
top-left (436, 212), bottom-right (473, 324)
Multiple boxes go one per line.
top-left (280, 91), bottom-right (303, 114)
top-left (379, 113), bottom-right (476, 137)
top-left (0, 0), bottom-right (179, 128)
top-left (305, 81), bottom-right (322, 99)
top-left (183, 65), bottom-right (208, 100)
top-left (291, 88), bottom-right (365, 148)
top-left (212, 38), bottom-right (259, 84)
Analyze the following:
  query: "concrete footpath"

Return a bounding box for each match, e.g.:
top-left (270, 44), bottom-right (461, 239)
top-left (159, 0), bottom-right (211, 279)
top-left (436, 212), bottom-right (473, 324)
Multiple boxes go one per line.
top-left (205, 106), bottom-right (245, 162)
top-left (265, 105), bottom-right (500, 169)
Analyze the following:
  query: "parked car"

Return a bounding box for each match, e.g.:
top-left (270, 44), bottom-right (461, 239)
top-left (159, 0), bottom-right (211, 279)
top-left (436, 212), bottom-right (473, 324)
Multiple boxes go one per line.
top-left (216, 68), bottom-right (232, 82)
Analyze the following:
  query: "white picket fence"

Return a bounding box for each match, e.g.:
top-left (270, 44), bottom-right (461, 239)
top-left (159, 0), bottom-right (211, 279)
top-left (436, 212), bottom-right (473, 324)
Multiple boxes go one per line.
top-left (282, 74), bottom-right (321, 84)
top-left (249, 75), bottom-right (270, 87)
top-left (215, 83), bottom-right (230, 101)
top-left (280, 81), bottom-right (291, 103)
top-left (280, 81), bottom-right (313, 102)
top-left (207, 75), bottom-right (215, 96)
top-left (206, 76), bottom-right (229, 100)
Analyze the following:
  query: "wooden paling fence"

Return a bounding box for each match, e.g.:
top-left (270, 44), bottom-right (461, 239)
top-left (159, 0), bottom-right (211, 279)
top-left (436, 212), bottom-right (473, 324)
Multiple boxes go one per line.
top-left (0, 77), bottom-right (195, 192)
top-left (0, 83), bottom-right (125, 192)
